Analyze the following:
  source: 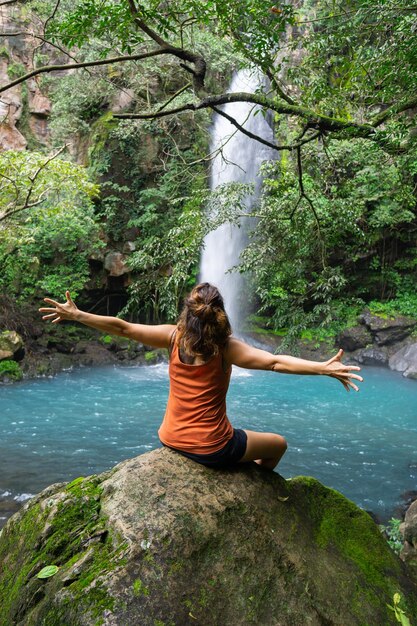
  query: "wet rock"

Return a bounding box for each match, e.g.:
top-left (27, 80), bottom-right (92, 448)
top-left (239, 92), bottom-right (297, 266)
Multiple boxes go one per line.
top-left (0, 330), bottom-right (24, 361)
top-left (394, 491), bottom-right (417, 520)
top-left (360, 310), bottom-right (416, 346)
top-left (389, 343), bottom-right (417, 379)
top-left (337, 325), bottom-right (372, 351)
top-left (354, 347), bottom-right (388, 366)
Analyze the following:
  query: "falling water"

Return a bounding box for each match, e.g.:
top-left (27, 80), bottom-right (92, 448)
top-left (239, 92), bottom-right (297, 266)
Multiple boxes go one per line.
top-left (199, 69), bottom-right (277, 332)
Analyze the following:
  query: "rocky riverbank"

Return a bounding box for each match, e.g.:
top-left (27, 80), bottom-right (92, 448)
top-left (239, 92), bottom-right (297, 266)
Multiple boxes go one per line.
top-left (0, 323), bottom-right (167, 384)
top-left (1, 308), bottom-right (416, 384)
top-left (249, 309), bottom-right (417, 380)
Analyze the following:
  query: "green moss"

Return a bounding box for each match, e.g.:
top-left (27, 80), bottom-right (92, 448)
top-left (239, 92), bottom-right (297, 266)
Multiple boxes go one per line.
top-left (0, 476), bottom-right (128, 626)
top-left (132, 578), bottom-right (149, 597)
top-left (144, 350), bottom-right (158, 363)
top-left (0, 45), bottom-right (10, 59)
top-left (0, 359), bottom-right (23, 382)
top-left (7, 61), bottom-right (26, 80)
top-left (288, 477), bottom-right (407, 618)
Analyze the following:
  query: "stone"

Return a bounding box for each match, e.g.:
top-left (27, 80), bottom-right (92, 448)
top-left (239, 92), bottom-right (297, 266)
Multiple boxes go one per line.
top-left (0, 58), bottom-right (27, 152)
top-left (28, 115), bottom-right (50, 144)
top-left (354, 346), bottom-right (388, 366)
top-left (401, 500), bottom-right (417, 573)
top-left (389, 343), bottom-right (417, 379)
top-left (104, 251), bottom-right (130, 277)
top-left (0, 448), bottom-right (416, 626)
top-left (122, 241), bottom-right (136, 254)
top-left (359, 310), bottom-right (416, 346)
top-left (0, 121), bottom-right (27, 151)
top-left (110, 88), bottom-right (135, 112)
top-left (29, 91), bottom-right (52, 117)
top-left (336, 325), bottom-right (372, 351)
top-left (0, 330), bottom-right (24, 362)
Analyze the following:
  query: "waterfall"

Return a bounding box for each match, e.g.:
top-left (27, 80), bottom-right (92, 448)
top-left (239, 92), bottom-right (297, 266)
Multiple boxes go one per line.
top-left (199, 69), bottom-right (276, 332)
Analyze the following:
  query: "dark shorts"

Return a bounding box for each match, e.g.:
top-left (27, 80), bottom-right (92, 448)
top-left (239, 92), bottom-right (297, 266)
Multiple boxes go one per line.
top-left (162, 428), bottom-right (248, 469)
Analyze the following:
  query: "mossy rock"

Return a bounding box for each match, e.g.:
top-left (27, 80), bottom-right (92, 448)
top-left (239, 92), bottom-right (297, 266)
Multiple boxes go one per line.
top-left (0, 330), bottom-right (24, 362)
top-left (0, 449), bottom-right (416, 625)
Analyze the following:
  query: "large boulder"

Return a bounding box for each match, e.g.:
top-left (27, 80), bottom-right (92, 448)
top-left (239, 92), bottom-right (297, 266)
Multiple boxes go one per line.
top-left (389, 343), bottom-right (417, 379)
top-left (0, 330), bottom-right (24, 361)
top-left (336, 325), bottom-right (372, 352)
top-left (359, 310), bottom-right (416, 346)
top-left (0, 448), bottom-right (416, 626)
top-left (104, 251), bottom-right (130, 277)
top-left (354, 346), bottom-right (388, 366)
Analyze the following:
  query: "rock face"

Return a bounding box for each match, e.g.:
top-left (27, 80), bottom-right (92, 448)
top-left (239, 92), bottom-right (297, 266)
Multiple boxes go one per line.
top-left (0, 330), bottom-right (24, 361)
top-left (359, 310), bottom-right (416, 346)
top-left (0, 448), bottom-right (416, 626)
top-left (389, 343), bottom-right (417, 380)
top-left (337, 325), bottom-right (372, 352)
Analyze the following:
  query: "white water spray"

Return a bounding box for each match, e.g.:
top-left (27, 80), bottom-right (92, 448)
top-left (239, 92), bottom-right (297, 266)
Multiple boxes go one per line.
top-left (199, 69), bottom-right (276, 332)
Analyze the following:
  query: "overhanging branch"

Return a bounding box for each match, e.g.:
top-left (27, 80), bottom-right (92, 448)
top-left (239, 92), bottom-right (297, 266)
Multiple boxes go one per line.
top-left (127, 0), bottom-right (206, 91)
top-left (114, 91), bottom-right (375, 136)
top-left (0, 49), bottom-right (175, 95)
top-left (211, 105), bottom-right (321, 152)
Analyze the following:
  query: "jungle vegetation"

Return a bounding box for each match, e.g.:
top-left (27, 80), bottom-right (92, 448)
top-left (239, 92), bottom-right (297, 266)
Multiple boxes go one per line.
top-left (1, 0), bottom-right (416, 334)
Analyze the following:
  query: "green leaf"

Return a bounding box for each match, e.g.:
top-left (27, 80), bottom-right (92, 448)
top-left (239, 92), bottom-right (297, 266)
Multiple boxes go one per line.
top-left (400, 614), bottom-right (411, 626)
top-left (36, 565), bottom-right (59, 579)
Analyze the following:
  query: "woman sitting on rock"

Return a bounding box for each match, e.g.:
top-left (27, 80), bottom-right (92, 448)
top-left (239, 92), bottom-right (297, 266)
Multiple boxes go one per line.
top-left (39, 283), bottom-right (362, 470)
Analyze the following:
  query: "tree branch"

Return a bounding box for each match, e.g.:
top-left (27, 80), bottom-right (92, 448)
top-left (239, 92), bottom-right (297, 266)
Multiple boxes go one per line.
top-left (371, 94), bottom-right (417, 126)
top-left (127, 0), bottom-right (206, 92)
top-left (0, 145), bottom-right (67, 223)
top-left (211, 105), bottom-right (321, 152)
top-left (157, 82), bottom-right (192, 112)
top-left (293, 146), bottom-right (326, 268)
top-left (0, 49), bottom-right (175, 95)
top-left (114, 91), bottom-right (374, 136)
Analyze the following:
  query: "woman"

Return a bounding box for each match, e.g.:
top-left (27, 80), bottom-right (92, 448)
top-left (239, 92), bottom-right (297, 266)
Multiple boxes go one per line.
top-left (39, 283), bottom-right (363, 470)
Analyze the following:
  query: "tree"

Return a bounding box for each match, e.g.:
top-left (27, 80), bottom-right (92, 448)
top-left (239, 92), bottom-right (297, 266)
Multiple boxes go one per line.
top-left (2, 0), bottom-right (416, 326)
top-left (0, 149), bottom-right (101, 300)
top-left (2, 0), bottom-right (417, 154)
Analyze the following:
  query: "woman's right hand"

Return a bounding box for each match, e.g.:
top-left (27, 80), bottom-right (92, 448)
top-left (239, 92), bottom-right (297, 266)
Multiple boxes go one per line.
top-left (39, 291), bottom-right (79, 324)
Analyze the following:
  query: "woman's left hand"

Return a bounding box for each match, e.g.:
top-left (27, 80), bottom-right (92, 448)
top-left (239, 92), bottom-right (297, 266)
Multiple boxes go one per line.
top-left (323, 349), bottom-right (363, 392)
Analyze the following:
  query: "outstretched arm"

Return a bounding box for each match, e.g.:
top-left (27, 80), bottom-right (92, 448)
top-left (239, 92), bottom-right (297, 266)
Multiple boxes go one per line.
top-left (224, 337), bottom-right (363, 392)
top-left (39, 291), bottom-right (176, 349)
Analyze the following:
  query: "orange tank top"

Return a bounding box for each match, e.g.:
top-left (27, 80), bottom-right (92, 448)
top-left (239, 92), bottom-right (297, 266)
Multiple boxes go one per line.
top-left (158, 339), bottom-right (233, 454)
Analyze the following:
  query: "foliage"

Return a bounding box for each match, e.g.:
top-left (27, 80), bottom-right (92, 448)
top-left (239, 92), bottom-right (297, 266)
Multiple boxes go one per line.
top-left (0, 360), bottom-right (23, 382)
top-left (369, 292), bottom-right (417, 319)
top-left (232, 138), bottom-right (417, 339)
top-left (387, 593), bottom-right (411, 626)
top-left (380, 518), bottom-right (404, 555)
top-left (3, 0), bottom-right (417, 326)
top-left (36, 565), bottom-right (59, 579)
top-left (0, 151), bottom-right (102, 302)
top-left (123, 200), bottom-right (205, 322)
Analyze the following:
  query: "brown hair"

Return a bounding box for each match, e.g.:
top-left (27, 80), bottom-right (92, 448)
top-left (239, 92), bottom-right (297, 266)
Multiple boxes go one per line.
top-left (176, 283), bottom-right (232, 360)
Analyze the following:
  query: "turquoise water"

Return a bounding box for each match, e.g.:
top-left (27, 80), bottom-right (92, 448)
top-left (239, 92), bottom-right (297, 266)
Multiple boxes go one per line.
top-left (0, 363), bottom-right (416, 523)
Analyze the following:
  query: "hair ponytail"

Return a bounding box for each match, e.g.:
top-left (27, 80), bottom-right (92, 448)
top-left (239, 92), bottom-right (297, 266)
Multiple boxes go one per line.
top-left (176, 283), bottom-right (231, 360)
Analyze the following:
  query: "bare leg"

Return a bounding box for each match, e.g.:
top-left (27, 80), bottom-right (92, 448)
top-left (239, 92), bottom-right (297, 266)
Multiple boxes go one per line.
top-left (239, 430), bottom-right (287, 470)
